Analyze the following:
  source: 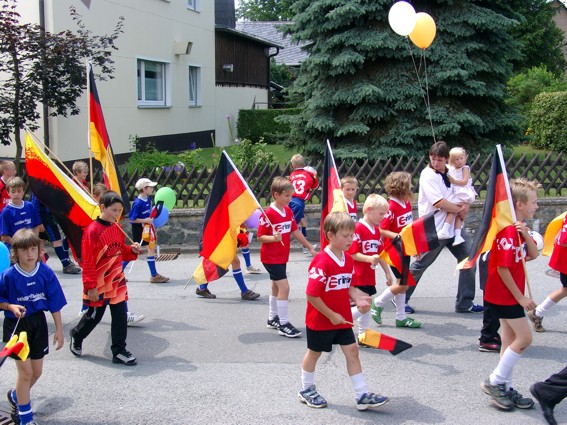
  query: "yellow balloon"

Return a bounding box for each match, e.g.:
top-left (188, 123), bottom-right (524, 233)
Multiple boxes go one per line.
top-left (409, 12), bottom-right (437, 49)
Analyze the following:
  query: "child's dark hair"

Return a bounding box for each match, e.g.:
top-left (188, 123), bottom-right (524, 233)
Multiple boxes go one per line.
top-left (100, 190), bottom-right (124, 208)
top-left (271, 176), bottom-right (293, 195)
top-left (7, 176), bottom-right (25, 191)
top-left (10, 228), bottom-right (41, 263)
top-left (323, 212), bottom-right (355, 241)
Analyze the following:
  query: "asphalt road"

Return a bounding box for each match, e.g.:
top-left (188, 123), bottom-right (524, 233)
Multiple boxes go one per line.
top-left (1, 246), bottom-right (565, 424)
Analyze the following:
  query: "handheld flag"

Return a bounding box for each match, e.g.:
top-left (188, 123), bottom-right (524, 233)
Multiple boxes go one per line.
top-left (358, 329), bottom-right (412, 355)
top-left (459, 145), bottom-right (515, 269)
top-left (399, 211), bottom-right (439, 256)
top-left (320, 140), bottom-right (347, 249)
top-left (0, 332), bottom-right (30, 368)
top-left (379, 236), bottom-right (416, 286)
top-left (193, 258), bottom-right (230, 285)
top-left (193, 151), bottom-right (258, 283)
top-left (543, 212), bottom-right (567, 256)
top-left (25, 131), bottom-right (100, 261)
top-left (88, 64), bottom-right (130, 213)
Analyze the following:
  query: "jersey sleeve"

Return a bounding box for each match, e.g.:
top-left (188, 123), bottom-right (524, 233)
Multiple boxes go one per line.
top-left (494, 226), bottom-right (520, 268)
top-left (420, 169), bottom-right (446, 206)
top-left (306, 256), bottom-right (326, 298)
top-left (44, 265), bottom-right (67, 313)
top-left (256, 210), bottom-right (272, 238)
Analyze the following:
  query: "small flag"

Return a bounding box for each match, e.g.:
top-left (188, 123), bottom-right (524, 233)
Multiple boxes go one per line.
top-left (358, 329), bottom-right (412, 355)
top-left (0, 332), bottom-right (30, 368)
top-left (193, 258), bottom-right (229, 285)
top-left (542, 212), bottom-right (567, 256)
top-left (399, 211), bottom-right (439, 256)
top-left (379, 236), bottom-right (416, 286)
top-left (320, 140), bottom-right (346, 249)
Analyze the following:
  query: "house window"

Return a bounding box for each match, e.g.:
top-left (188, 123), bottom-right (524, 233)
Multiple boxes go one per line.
top-left (137, 59), bottom-right (169, 107)
top-left (189, 66), bottom-right (201, 107)
top-left (187, 0), bottom-right (200, 12)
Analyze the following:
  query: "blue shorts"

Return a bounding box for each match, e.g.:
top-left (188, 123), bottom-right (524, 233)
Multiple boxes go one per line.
top-left (3, 312), bottom-right (49, 360)
top-left (289, 197), bottom-right (305, 223)
top-left (306, 326), bottom-right (356, 352)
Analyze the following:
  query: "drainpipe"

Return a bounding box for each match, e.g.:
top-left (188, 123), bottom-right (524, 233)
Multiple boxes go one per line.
top-left (267, 47), bottom-right (279, 108)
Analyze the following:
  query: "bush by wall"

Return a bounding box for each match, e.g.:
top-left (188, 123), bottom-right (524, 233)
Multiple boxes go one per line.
top-left (237, 108), bottom-right (301, 144)
top-left (529, 91), bottom-right (567, 152)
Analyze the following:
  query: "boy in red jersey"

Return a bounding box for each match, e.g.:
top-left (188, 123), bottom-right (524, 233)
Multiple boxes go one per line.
top-left (481, 178), bottom-right (540, 410)
top-left (0, 160), bottom-right (16, 213)
top-left (528, 212), bottom-right (567, 332)
top-left (257, 177), bottom-right (317, 338)
top-left (298, 211), bottom-right (389, 411)
top-left (289, 154), bottom-right (319, 252)
top-left (341, 176), bottom-right (359, 221)
top-left (348, 194), bottom-right (393, 336)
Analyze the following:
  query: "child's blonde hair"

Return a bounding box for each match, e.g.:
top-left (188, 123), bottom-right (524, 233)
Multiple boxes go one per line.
top-left (10, 228), bottom-right (41, 264)
top-left (72, 160), bottom-right (89, 175)
top-left (449, 147), bottom-right (468, 167)
top-left (323, 211), bottom-right (355, 242)
top-left (7, 176), bottom-right (25, 191)
top-left (510, 178), bottom-right (541, 205)
top-left (290, 154), bottom-right (305, 169)
top-left (0, 160), bottom-right (15, 174)
top-left (362, 193), bottom-right (388, 214)
top-left (340, 176), bottom-right (358, 188)
top-left (384, 172), bottom-right (413, 202)
top-left (271, 176), bottom-right (294, 195)
top-left (93, 183), bottom-right (109, 200)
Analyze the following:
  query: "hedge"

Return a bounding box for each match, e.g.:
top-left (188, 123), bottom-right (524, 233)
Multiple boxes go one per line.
top-left (237, 108), bottom-right (301, 144)
top-left (529, 91), bottom-right (567, 152)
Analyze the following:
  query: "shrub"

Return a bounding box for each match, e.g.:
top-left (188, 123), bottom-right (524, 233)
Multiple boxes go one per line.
top-left (237, 108), bottom-right (301, 144)
top-left (529, 91), bottom-right (567, 152)
top-left (231, 138), bottom-right (276, 169)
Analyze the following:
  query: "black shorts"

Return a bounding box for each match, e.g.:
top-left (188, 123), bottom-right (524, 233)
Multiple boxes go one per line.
top-left (306, 326), bottom-right (356, 352)
top-left (39, 210), bottom-right (62, 243)
top-left (354, 285), bottom-right (377, 297)
top-left (263, 263), bottom-right (287, 281)
top-left (131, 223), bottom-right (149, 246)
top-left (3, 312), bottom-right (49, 360)
top-left (560, 272), bottom-right (567, 288)
top-left (484, 301), bottom-right (525, 319)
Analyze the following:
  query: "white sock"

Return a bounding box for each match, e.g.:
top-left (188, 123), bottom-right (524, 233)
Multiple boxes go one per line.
top-left (277, 300), bottom-right (289, 325)
top-left (375, 287), bottom-right (395, 305)
top-left (358, 311), bottom-right (370, 335)
top-left (301, 369), bottom-right (315, 391)
top-left (536, 297), bottom-right (556, 318)
top-left (394, 293), bottom-right (406, 320)
top-left (442, 222), bottom-right (451, 233)
top-left (269, 295), bottom-right (278, 319)
top-left (350, 373), bottom-right (368, 399)
top-left (454, 228), bottom-right (462, 238)
top-left (351, 306), bottom-right (363, 321)
top-left (490, 347), bottom-right (522, 385)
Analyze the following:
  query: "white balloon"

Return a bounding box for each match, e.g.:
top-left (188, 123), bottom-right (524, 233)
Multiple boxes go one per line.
top-left (528, 230), bottom-right (544, 251)
top-left (388, 1), bottom-right (417, 36)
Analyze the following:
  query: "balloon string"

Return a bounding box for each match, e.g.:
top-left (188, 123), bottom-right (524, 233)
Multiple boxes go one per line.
top-left (422, 49), bottom-right (436, 142)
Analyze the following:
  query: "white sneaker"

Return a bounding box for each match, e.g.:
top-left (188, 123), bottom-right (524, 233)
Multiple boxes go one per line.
top-left (127, 312), bottom-right (145, 326)
top-left (452, 235), bottom-right (465, 246)
top-left (438, 229), bottom-right (451, 239)
top-left (246, 265), bottom-right (262, 274)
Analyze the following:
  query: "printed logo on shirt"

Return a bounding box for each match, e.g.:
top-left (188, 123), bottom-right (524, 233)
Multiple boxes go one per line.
top-left (497, 238), bottom-right (514, 252)
top-left (17, 292), bottom-right (46, 303)
top-left (362, 239), bottom-right (381, 254)
top-left (14, 218), bottom-right (32, 227)
top-left (27, 280), bottom-right (36, 286)
top-left (326, 273), bottom-right (352, 291)
top-left (274, 221), bottom-right (292, 234)
top-left (396, 211), bottom-right (413, 228)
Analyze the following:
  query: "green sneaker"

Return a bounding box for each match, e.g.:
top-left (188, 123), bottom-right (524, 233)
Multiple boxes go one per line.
top-left (370, 299), bottom-right (383, 325)
top-left (395, 317), bottom-right (422, 328)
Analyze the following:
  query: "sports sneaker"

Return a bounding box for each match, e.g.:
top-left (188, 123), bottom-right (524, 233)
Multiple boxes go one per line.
top-left (127, 312), bottom-right (145, 326)
top-left (150, 274), bottom-right (169, 284)
top-left (63, 262), bottom-right (82, 274)
top-left (112, 350), bottom-right (137, 366)
top-left (481, 378), bottom-right (514, 410)
top-left (241, 290), bottom-right (260, 300)
top-left (456, 304), bottom-right (484, 313)
top-left (246, 265), bottom-right (262, 274)
top-left (395, 317), bottom-right (422, 328)
top-left (507, 388), bottom-right (534, 409)
top-left (370, 299), bottom-right (383, 325)
top-left (69, 330), bottom-right (82, 357)
top-left (391, 299), bottom-right (414, 314)
top-left (528, 310), bottom-right (546, 332)
top-left (452, 235), bottom-right (465, 246)
top-left (267, 315), bottom-right (280, 329)
top-left (479, 341), bottom-right (501, 353)
top-left (7, 389), bottom-right (19, 425)
top-left (278, 322), bottom-right (302, 338)
top-left (195, 287), bottom-right (216, 299)
top-left (298, 385), bottom-right (328, 408)
top-left (356, 392), bottom-right (389, 410)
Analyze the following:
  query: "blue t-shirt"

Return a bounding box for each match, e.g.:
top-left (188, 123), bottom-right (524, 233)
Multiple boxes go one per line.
top-left (1, 201), bottom-right (41, 249)
top-left (129, 196), bottom-right (152, 221)
top-left (0, 262), bottom-right (67, 318)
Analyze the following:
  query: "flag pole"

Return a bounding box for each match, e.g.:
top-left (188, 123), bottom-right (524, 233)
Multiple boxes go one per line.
top-left (184, 275), bottom-right (195, 291)
top-left (87, 61), bottom-right (94, 194)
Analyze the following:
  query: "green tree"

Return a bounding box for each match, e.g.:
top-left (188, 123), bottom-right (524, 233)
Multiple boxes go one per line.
top-left (284, 0), bottom-right (524, 160)
top-left (237, 0), bottom-right (296, 21)
top-left (507, 66), bottom-right (567, 113)
top-left (0, 0), bottom-right (123, 164)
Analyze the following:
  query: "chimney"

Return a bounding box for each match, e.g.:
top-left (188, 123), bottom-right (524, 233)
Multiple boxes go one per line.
top-left (215, 0), bottom-right (236, 29)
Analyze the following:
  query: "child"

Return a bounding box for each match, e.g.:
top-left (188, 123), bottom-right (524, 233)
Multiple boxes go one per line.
top-left (298, 211), bottom-right (389, 410)
top-left (528, 212), bottom-right (567, 333)
top-left (481, 178), bottom-right (540, 410)
top-left (257, 176), bottom-right (317, 338)
top-left (239, 224), bottom-right (262, 274)
top-left (72, 160), bottom-right (89, 190)
top-left (125, 178), bottom-right (169, 283)
top-left (374, 172), bottom-right (422, 328)
top-left (341, 176), bottom-right (359, 221)
top-left (0, 160), bottom-right (16, 212)
top-left (0, 229), bottom-right (66, 425)
top-left (1, 177), bottom-right (41, 251)
top-left (439, 147), bottom-right (477, 245)
top-left (348, 194), bottom-right (392, 336)
top-left (69, 191), bottom-right (141, 365)
top-left (289, 154), bottom-right (319, 253)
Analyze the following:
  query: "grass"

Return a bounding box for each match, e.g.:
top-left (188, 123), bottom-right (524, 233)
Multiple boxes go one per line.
top-left (196, 144), bottom-right (295, 168)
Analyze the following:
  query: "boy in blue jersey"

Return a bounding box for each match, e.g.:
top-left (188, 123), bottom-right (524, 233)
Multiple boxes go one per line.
top-left (0, 228), bottom-right (67, 425)
top-left (1, 177), bottom-right (41, 251)
top-left (123, 178), bottom-right (169, 283)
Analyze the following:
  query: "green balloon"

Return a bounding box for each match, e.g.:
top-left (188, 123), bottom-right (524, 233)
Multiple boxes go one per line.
top-left (154, 187), bottom-right (176, 211)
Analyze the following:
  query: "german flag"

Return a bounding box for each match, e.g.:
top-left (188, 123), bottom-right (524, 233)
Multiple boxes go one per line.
top-left (400, 211), bottom-right (439, 256)
top-left (88, 64), bottom-right (130, 213)
top-left (25, 132), bottom-right (100, 261)
top-left (0, 332), bottom-right (30, 368)
top-left (542, 212), bottom-right (566, 256)
top-left (194, 151), bottom-right (257, 282)
top-left (320, 140), bottom-right (346, 249)
top-left (193, 258), bottom-right (229, 285)
top-left (358, 329), bottom-right (412, 355)
top-left (379, 236), bottom-right (416, 286)
top-left (459, 145), bottom-right (515, 269)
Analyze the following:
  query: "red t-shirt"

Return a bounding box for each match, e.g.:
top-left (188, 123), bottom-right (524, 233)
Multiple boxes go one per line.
top-left (346, 199), bottom-right (358, 221)
top-left (0, 178), bottom-right (10, 213)
top-left (290, 169), bottom-right (319, 201)
top-left (485, 225), bottom-right (526, 306)
top-left (348, 219), bottom-right (384, 287)
top-left (305, 247), bottom-right (354, 331)
top-left (257, 204), bottom-right (298, 264)
top-left (380, 198), bottom-right (413, 233)
top-left (549, 214), bottom-right (567, 274)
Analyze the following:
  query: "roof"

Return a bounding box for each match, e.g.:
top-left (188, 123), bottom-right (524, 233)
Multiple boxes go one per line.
top-left (215, 26), bottom-right (284, 48)
top-left (235, 21), bottom-right (309, 66)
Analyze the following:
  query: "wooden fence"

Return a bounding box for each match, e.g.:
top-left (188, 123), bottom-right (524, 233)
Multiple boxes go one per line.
top-left (20, 151), bottom-right (567, 208)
